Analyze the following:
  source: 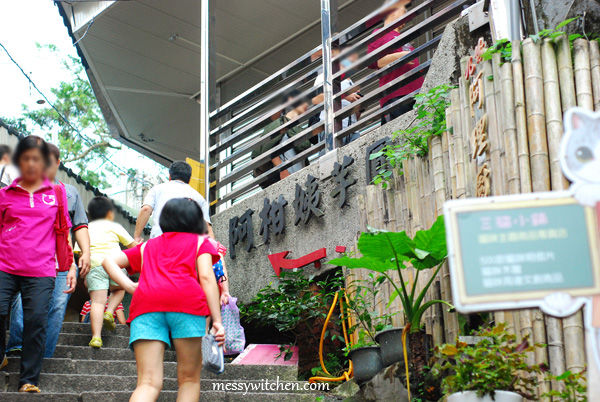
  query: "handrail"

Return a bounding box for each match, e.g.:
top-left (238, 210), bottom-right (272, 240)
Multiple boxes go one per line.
top-left (209, 0), bottom-right (397, 120)
top-left (216, 121), bottom-right (324, 189)
top-left (211, 103), bottom-right (324, 171)
top-left (332, 0), bottom-right (470, 81)
top-left (335, 35), bottom-right (441, 101)
top-left (209, 64), bottom-right (321, 138)
top-left (210, 84), bottom-right (323, 154)
top-left (217, 141), bottom-right (326, 206)
top-left (210, 0), bottom-right (474, 209)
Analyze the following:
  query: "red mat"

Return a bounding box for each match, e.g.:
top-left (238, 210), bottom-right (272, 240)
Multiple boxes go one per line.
top-left (230, 344), bottom-right (299, 366)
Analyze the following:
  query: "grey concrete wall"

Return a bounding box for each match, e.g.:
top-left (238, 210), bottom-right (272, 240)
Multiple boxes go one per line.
top-left (212, 16), bottom-right (479, 304)
top-left (0, 124), bottom-right (137, 235)
top-left (532, 0), bottom-right (600, 32)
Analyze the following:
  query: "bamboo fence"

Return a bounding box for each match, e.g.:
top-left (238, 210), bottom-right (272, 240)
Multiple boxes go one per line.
top-left (349, 34), bottom-right (598, 397)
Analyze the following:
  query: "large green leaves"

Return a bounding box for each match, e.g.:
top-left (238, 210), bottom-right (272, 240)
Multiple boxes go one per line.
top-left (330, 215), bottom-right (451, 332)
top-left (412, 215), bottom-right (447, 269)
top-left (331, 215), bottom-right (447, 271)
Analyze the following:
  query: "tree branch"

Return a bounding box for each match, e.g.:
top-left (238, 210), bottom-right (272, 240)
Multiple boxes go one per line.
top-left (62, 141), bottom-right (120, 163)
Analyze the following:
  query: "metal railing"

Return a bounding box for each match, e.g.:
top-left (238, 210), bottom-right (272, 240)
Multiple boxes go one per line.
top-left (209, 0), bottom-right (475, 211)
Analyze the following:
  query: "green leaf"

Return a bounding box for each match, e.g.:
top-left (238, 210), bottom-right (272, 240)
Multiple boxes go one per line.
top-left (557, 17), bottom-right (578, 29)
top-left (413, 215), bottom-right (447, 261)
top-left (357, 231), bottom-right (414, 264)
top-left (328, 255), bottom-right (396, 272)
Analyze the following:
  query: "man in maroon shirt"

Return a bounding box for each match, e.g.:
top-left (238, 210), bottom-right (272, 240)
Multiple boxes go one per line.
top-left (368, 1), bottom-right (424, 125)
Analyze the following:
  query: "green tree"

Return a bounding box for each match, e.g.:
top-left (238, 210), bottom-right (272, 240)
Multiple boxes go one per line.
top-left (15, 44), bottom-right (120, 187)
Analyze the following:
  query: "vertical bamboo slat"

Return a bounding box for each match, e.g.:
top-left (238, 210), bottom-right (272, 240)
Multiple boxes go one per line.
top-left (556, 34), bottom-right (577, 112)
top-left (459, 57), bottom-right (476, 198)
top-left (483, 60), bottom-right (505, 196)
top-left (573, 38), bottom-right (594, 110)
top-left (522, 38), bottom-right (550, 192)
top-left (511, 40), bottom-right (533, 193)
top-left (589, 40), bottom-right (600, 110)
top-left (499, 59), bottom-right (521, 194)
top-left (541, 38), bottom-right (567, 191)
top-left (522, 38), bottom-right (553, 398)
top-left (450, 89), bottom-right (467, 198)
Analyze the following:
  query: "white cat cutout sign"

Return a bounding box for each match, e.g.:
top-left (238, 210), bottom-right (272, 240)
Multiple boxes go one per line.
top-left (560, 107), bottom-right (600, 398)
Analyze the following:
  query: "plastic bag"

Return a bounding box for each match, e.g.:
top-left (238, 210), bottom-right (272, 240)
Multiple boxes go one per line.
top-left (202, 333), bottom-right (225, 374)
top-left (221, 296), bottom-right (246, 355)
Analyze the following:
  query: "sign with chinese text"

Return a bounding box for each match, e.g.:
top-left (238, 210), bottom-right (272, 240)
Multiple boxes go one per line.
top-left (444, 192), bottom-right (600, 312)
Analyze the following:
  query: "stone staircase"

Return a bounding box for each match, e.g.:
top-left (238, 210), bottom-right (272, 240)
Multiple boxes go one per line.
top-left (0, 322), bottom-right (327, 401)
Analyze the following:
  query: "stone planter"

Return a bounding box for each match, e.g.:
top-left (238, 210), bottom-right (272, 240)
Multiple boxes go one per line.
top-left (447, 391), bottom-right (523, 402)
top-left (374, 327), bottom-right (406, 367)
top-left (348, 346), bottom-right (384, 384)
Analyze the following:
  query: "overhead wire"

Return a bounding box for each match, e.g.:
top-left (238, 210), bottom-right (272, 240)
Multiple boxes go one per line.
top-left (0, 41), bottom-right (153, 187)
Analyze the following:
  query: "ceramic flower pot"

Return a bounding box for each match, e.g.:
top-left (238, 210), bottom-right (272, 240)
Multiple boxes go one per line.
top-left (374, 327), bottom-right (407, 367)
top-left (348, 346), bottom-right (384, 384)
top-left (447, 390), bottom-right (523, 402)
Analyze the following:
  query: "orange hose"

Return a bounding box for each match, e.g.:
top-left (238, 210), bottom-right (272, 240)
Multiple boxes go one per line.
top-left (402, 324), bottom-right (411, 400)
top-left (309, 290), bottom-right (353, 384)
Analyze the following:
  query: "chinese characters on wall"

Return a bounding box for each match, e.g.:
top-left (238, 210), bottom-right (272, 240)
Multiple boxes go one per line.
top-left (228, 155), bottom-right (358, 259)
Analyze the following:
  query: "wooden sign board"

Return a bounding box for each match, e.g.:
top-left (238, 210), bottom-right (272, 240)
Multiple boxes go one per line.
top-left (444, 191), bottom-right (600, 313)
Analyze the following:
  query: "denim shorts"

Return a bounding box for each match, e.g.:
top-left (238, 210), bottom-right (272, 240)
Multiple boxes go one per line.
top-left (129, 312), bottom-right (207, 349)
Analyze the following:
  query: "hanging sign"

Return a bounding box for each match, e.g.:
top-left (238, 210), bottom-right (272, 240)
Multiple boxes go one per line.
top-left (444, 191), bottom-right (600, 313)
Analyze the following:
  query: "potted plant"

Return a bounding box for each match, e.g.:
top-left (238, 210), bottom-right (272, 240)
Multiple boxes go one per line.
top-left (240, 269), bottom-right (345, 375)
top-left (343, 274), bottom-right (396, 383)
top-left (330, 215), bottom-right (452, 369)
top-left (432, 323), bottom-right (544, 402)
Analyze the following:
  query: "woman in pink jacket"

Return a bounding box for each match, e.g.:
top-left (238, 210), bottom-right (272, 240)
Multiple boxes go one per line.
top-left (0, 136), bottom-right (73, 393)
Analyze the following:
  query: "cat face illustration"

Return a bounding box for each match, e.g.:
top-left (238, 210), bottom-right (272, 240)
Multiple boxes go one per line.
top-left (560, 108), bottom-right (600, 185)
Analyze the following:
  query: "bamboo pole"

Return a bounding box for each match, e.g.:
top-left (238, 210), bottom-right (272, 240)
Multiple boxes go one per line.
top-left (555, 35), bottom-right (584, 372)
top-left (590, 40), bottom-right (600, 110)
top-left (541, 38), bottom-right (566, 191)
top-left (511, 40), bottom-right (533, 193)
top-left (522, 38), bottom-right (553, 398)
top-left (459, 57), bottom-right (476, 198)
top-left (499, 59), bottom-right (521, 194)
top-left (562, 38), bottom-right (592, 375)
top-left (450, 89), bottom-right (467, 198)
top-left (522, 38), bottom-right (550, 192)
top-left (556, 34), bottom-right (577, 112)
top-left (483, 60), bottom-right (505, 196)
top-left (573, 38), bottom-right (594, 110)
top-left (429, 136), bottom-right (456, 342)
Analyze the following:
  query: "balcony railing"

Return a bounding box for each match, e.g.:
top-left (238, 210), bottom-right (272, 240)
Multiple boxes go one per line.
top-left (208, 0), bottom-right (475, 211)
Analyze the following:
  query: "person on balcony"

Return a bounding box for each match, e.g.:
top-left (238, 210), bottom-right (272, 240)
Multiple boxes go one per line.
top-left (312, 44), bottom-right (363, 150)
top-left (251, 91), bottom-right (311, 186)
top-left (368, 0), bottom-right (424, 125)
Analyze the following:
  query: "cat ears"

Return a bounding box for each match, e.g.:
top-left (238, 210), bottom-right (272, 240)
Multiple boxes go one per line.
top-left (564, 107), bottom-right (600, 131)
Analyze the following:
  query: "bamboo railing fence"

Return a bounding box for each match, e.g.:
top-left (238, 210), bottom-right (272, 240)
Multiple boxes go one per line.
top-left (348, 34), bottom-right (598, 397)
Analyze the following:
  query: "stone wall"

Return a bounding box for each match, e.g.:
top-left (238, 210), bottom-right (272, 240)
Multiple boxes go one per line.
top-left (211, 15), bottom-right (480, 304)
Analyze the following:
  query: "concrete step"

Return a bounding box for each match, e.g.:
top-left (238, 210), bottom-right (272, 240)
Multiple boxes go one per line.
top-left (4, 357), bottom-right (297, 381)
top-left (57, 333), bottom-right (130, 349)
top-left (59, 322), bottom-right (129, 336)
top-left (6, 373), bottom-right (318, 394)
top-left (52, 345), bottom-right (176, 362)
top-left (0, 391), bottom-right (325, 401)
top-left (82, 391), bottom-right (326, 401)
top-left (0, 392), bottom-right (80, 401)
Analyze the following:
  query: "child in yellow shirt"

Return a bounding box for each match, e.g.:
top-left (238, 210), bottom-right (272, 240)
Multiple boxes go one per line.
top-left (78, 197), bottom-right (137, 348)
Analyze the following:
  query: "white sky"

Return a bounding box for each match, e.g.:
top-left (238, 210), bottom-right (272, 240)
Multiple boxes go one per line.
top-left (0, 1), bottom-right (167, 203)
